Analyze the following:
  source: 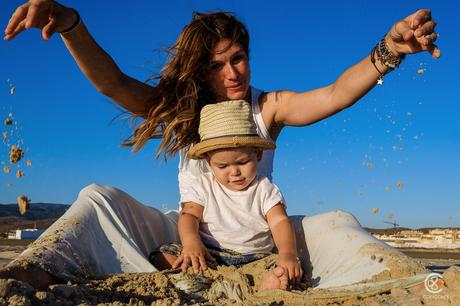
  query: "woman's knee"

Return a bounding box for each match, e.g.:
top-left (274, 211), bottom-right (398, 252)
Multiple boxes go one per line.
top-left (327, 210), bottom-right (359, 225)
top-left (302, 210), bottom-right (361, 231)
top-left (75, 183), bottom-right (130, 212)
top-left (79, 184), bottom-right (113, 197)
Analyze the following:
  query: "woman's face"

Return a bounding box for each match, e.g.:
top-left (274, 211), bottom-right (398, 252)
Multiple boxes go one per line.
top-left (207, 39), bottom-right (250, 101)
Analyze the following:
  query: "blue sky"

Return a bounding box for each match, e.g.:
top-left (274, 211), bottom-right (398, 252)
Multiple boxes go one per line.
top-left (1, 0), bottom-right (459, 228)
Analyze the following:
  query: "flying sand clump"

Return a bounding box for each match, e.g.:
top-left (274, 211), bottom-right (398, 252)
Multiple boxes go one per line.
top-left (17, 194), bottom-right (30, 215)
top-left (9, 145), bottom-right (24, 164)
top-left (16, 170), bottom-right (24, 178)
top-left (4, 118), bottom-right (13, 125)
top-left (2, 84), bottom-right (33, 188)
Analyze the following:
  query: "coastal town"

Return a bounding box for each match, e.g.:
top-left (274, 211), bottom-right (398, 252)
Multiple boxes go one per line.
top-left (372, 228), bottom-right (460, 249)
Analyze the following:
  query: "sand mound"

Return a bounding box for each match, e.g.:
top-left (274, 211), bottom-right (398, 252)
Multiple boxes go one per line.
top-left (358, 243), bottom-right (428, 282)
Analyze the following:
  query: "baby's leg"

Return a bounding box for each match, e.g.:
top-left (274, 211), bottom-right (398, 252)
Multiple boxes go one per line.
top-left (151, 253), bottom-right (178, 270)
top-left (260, 266), bottom-right (289, 290)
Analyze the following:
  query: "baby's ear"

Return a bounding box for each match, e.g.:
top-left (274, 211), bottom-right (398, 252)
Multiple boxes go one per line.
top-left (256, 148), bottom-right (263, 161)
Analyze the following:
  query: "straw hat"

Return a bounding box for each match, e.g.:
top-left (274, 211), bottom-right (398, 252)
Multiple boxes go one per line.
top-left (187, 100), bottom-right (276, 159)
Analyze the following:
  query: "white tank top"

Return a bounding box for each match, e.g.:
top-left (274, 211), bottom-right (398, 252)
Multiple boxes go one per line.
top-left (178, 87), bottom-right (275, 200)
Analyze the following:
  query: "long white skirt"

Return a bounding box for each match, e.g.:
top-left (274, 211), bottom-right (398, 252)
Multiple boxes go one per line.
top-left (8, 184), bottom-right (411, 288)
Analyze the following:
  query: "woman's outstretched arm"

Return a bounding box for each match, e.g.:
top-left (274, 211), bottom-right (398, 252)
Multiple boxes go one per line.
top-left (4, 0), bottom-right (154, 116)
top-left (261, 9), bottom-right (440, 130)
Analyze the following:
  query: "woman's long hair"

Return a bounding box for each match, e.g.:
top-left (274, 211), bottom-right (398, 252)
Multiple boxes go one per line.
top-left (123, 12), bottom-right (250, 159)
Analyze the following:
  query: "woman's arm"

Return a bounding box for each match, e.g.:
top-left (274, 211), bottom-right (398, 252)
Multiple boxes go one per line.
top-left (267, 203), bottom-right (303, 283)
top-left (260, 9), bottom-right (440, 130)
top-left (4, 0), bottom-right (154, 116)
top-left (173, 202), bottom-right (214, 273)
top-left (60, 22), bottom-right (155, 116)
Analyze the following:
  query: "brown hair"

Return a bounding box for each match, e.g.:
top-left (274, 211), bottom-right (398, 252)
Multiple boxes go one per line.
top-left (123, 12), bottom-right (250, 159)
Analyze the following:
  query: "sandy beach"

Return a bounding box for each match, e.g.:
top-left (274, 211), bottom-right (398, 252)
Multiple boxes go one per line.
top-left (1, 240), bottom-right (460, 305)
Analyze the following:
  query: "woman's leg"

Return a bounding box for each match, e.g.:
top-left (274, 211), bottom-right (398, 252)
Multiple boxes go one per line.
top-left (0, 184), bottom-right (179, 288)
top-left (291, 210), bottom-right (426, 288)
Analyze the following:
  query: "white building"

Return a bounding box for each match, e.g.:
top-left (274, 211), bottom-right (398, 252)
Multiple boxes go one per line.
top-left (7, 229), bottom-right (44, 240)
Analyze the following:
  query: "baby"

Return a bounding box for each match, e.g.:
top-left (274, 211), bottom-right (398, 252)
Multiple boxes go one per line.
top-left (155, 100), bottom-right (302, 289)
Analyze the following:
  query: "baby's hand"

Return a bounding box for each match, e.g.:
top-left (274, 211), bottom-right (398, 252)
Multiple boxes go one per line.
top-left (172, 242), bottom-right (215, 273)
top-left (277, 253), bottom-right (303, 284)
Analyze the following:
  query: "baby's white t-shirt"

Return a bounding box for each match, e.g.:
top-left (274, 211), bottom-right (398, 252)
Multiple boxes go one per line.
top-left (180, 172), bottom-right (285, 255)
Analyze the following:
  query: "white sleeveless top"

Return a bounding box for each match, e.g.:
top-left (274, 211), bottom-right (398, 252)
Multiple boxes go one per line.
top-left (178, 87), bottom-right (275, 201)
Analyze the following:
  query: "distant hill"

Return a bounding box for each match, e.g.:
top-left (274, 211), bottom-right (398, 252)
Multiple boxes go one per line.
top-left (0, 203), bottom-right (69, 236)
top-left (0, 203), bottom-right (69, 220)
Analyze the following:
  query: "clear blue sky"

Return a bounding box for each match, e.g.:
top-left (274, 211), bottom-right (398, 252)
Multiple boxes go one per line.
top-left (1, 0), bottom-right (458, 229)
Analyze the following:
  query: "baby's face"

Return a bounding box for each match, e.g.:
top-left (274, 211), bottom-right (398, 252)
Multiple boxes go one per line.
top-left (207, 147), bottom-right (261, 192)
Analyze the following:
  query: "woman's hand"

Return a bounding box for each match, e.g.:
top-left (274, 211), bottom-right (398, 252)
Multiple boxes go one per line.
top-left (172, 241), bottom-right (215, 273)
top-left (4, 0), bottom-right (78, 41)
top-left (276, 252), bottom-right (303, 284)
top-left (386, 9), bottom-right (440, 58)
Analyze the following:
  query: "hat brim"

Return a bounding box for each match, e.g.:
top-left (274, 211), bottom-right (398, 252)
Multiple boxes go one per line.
top-left (187, 136), bottom-right (275, 159)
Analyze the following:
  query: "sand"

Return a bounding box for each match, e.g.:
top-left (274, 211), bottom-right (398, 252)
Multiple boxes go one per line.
top-left (358, 243), bottom-right (428, 282)
top-left (16, 196), bottom-right (30, 216)
top-left (1, 250), bottom-right (460, 305)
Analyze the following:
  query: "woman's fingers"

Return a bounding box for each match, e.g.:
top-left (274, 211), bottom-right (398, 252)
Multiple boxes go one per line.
top-left (427, 44), bottom-right (441, 59)
top-left (24, 3), bottom-right (43, 29)
top-left (391, 20), bottom-right (413, 42)
top-left (5, 4), bottom-right (29, 36)
top-left (42, 16), bottom-right (57, 40)
top-left (4, 20), bottom-right (26, 40)
top-left (414, 20), bottom-right (437, 38)
top-left (412, 9), bottom-right (431, 29)
top-left (4, 1), bottom-right (64, 41)
top-left (422, 32), bottom-right (438, 45)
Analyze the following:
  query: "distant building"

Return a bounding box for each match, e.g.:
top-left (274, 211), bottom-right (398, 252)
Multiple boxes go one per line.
top-left (373, 228), bottom-right (460, 249)
top-left (7, 229), bottom-right (44, 240)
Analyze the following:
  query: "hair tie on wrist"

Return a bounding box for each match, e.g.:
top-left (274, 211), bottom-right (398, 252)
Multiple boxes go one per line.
top-left (59, 8), bottom-right (81, 34)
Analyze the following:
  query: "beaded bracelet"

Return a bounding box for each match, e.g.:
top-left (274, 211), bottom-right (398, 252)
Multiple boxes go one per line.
top-left (59, 8), bottom-right (81, 34)
top-left (370, 37), bottom-right (405, 85)
top-left (376, 37), bottom-right (405, 69)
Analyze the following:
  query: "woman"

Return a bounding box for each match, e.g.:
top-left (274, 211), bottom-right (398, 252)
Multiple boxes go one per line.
top-left (1, 0), bottom-right (439, 290)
